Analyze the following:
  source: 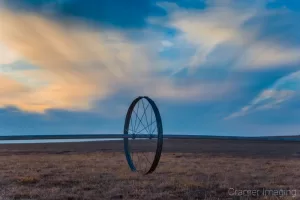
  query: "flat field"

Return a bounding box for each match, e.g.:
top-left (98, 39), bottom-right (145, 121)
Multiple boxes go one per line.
top-left (0, 139), bottom-right (300, 200)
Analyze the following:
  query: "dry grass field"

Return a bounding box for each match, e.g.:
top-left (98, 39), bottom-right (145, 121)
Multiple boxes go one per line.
top-left (0, 139), bottom-right (300, 200)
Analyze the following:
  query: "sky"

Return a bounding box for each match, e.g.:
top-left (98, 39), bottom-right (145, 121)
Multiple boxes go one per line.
top-left (0, 0), bottom-right (300, 137)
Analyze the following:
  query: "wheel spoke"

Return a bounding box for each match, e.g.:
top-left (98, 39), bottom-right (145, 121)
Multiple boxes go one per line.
top-left (125, 125), bottom-right (156, 136)
top-left (133, 102), bottom-right (140, 132)
top-left (124, 96), bottom-right (163, 175)
top-left (151, 125), bottom-right (157, 135)
top-left (142, 152), bottom-right (152, 166)
top-left (132, 110), bottom-right (148, 134)
top-left (136, 150), bottom-right (141, 171)
top-left (124, 120), bottom-right (156, 136)
top-left (134, 103), bottom-right (150, 134)
top-left (141, 100), bottom-right (150, 134)
top-left (136, 120), bottom-right (157, 135)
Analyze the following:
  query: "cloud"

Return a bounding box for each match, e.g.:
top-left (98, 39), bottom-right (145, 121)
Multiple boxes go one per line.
top-left (226, 70), bottom-right (300, 119)
top-left (151, 1), bottom-right (255, 73)
top-left (0, 6), bottom-right (124, 112)
top-left (235, 41), bottom-right (300, 69)
top-left (0, 75), bottom-right (28, 95)
top-left (0, 4), bottom-right (231, 113)
top-left (151, 0), bottom-right (300, 74)
top-left (0, 43), bottom-right (21, 65)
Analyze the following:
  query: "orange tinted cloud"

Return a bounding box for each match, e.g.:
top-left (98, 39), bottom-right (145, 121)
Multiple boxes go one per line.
top-left (0, 7), bottom-right (141, 112)
top-left (0, 5), bottom-right (231, 113)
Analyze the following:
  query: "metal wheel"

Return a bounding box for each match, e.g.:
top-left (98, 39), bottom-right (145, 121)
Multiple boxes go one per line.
top-left (123, 96), bottom-right (163, 175)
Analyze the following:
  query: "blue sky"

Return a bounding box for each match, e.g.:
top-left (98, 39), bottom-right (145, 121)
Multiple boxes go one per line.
top-left (0, 0), bottom-right (300, 136)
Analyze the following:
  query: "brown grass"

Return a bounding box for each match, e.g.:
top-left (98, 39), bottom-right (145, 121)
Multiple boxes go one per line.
top-left (0, 150), bottom-right (299, 200)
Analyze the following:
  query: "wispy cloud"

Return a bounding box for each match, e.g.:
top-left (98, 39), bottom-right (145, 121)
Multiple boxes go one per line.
top-left (151, 0), bottom-right (300, 74)
top-left (0, 43), bottom-right (20, 65)
top-left (2, 0), bottom-right (298, 114)
top-left (226, 70), bottom-right (300, 119)
top-left (235, 41), bottom-right (300, 69)
top-left (0, 4), bottom-right (231, 113)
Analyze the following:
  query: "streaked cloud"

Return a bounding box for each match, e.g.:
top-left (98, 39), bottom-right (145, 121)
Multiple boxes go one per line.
top-left (0, 43), bottom-right (20, 65)
top-left (235, 42), bottom-right (300, 69)
top-left (151, 0), bottom-right (300, 74)
top-left (1, 0), bottom-right (299, 116)
top-left (226, 70), bottom-right (300, 119)
top-left (0, 4), bottom-right (231, 113)
top-left (0, 75), bottom-right (28, 95)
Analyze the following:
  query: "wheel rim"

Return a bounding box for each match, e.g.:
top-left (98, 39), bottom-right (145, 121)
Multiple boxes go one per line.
top-left (123, 96), bottom-right (163, 175)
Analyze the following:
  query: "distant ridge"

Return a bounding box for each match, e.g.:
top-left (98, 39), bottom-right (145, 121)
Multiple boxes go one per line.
top-left (261, 135), bottom-right (300, 138)
top-left (1, 134), bottom-right (300, 143)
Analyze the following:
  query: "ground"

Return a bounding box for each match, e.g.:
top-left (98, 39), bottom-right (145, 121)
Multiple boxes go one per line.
top-left (0, 139), bottom-right (300, 200)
